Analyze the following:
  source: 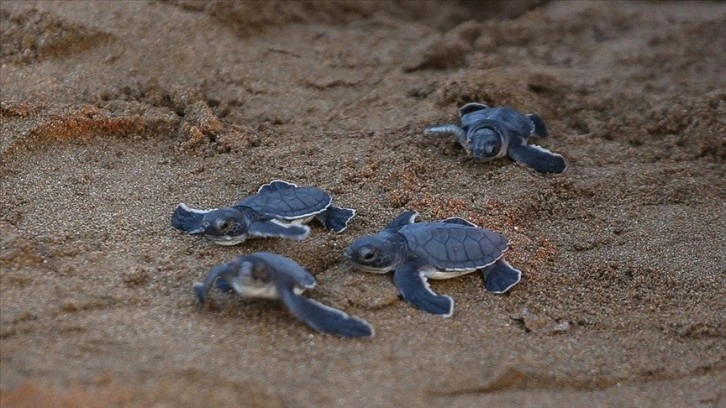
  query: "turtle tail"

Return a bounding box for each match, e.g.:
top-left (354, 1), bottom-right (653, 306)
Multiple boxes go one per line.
top-left (318, 206), bottom-right (356, 233)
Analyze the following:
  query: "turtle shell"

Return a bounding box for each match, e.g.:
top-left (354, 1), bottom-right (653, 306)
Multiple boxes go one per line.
top-left (461, 106), bottom-right (533, 138)
top-left (399, 222), bottom-right (509, 271)
top-left (236, 187), bottom-right (332, 220)
top-left (252, 252), bottom-right (317, 289)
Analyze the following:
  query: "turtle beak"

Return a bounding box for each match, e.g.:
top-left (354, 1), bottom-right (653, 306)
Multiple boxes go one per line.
top-left (343, 248), bottom-right (353, 260)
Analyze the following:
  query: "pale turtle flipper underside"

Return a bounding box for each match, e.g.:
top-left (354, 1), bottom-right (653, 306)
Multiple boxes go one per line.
top-left (278, 285), bottom-right (374, 338)
top-left (526, 114), bottom-right (548, 138)
top-left (482, 259), bottom-right (522, 294)
top-left (316, 206), bottom-right (356, 233)
top-left (508, 143), bottom-right (567, 174)
top-left (171, 203), bottom-right (214, 234)
top-left (248, 219), bottom-right (310, 240)
top-left (257, 180), bottom-right (298, 194)
top-left (393, 262), bottom-right (453, 317)
top-left (385, 210), bottom-right (418, 230)
top-left (442, 217), bottom-right (478, 227)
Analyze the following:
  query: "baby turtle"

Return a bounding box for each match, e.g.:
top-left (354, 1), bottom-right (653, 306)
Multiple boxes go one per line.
top-left (193, 252), bottom-right (374, 339)
top-left (344, 210), bottom-right (522, 317)
top-left (172, 180), bottom-right (356, 245)
top-left (425, 102), bottom-right (567, 174)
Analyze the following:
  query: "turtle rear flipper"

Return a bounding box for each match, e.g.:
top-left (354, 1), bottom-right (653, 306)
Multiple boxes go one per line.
top-left (393, 263), bottom-right (453, 317)
top-left (482, 259), bottom-right (522, 294)
top-left (278, 286), bottom-right (374, 338)
top-left (317, 206), bottom-right (356, 233)
top-left (508, 143), bottom-right (567, 174)
top-left (526, 114), bottom-right (548, 138)
top-left (248, 219), bottom-right (310, 240)
top-left (257, 180), bottom-right (298, 194)
top-left (171, 203), bottom-right (212, 234)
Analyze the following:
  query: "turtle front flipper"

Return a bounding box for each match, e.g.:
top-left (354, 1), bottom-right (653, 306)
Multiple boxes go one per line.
top-left (459, 102), bottom-right (489, 116)
top-left (215, 278), bottom-right (235, 293)
top-left (424, 124), bottom-right (468, 149)
top-left (526, 114), bottom-right (548, 138)
top-left (393, 263), bottom-right (453, 317)
top-left (257, 180), bottom-right (298, 194)
top-left (193, 260), bottom-right (242, 303)
top-left (385, 210), bottom-right (418, 230)
top-left (317, 206), bottom-right (356, 233)
top-left (171, 203), bottom-right (213, 234)
top-left (482, 259), bottom-right (522, 294)
top-left (442, 217), bottom-right (478, 227)
top-left (278, 285), bottom-right (375, 338)
top-left (508, 143), bottom-right (567, 174)
top-left (248, 219), bottom-right (311, 240)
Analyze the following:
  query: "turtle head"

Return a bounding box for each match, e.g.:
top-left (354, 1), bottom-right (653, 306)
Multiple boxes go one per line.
top-left (225, 257), bottom-right (279, 299)
top-left (344, 234), bottom-right (405, 274)
top-left (468, 126), bottom-right (506, 161)
top-left (194, 256), bottom-right (279, 302)
top-left (193, 208), bottom-right (250, 245)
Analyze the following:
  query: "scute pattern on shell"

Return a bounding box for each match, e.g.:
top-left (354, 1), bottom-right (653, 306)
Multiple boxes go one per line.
top-left (238, 187), bottom-right (333, 218)
top-left (401, 222), bottom-right (508, 271)
top-left (461, 106), bottom-right (534, 137)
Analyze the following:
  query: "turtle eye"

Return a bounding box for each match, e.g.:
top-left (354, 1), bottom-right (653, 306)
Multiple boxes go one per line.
top-left (218, 219), bottom-right (234, 232)
top-left (360, 247), bottom-right (377, 262)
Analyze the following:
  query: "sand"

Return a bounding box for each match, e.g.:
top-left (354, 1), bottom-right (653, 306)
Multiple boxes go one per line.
top-left (1, 1), bottom-right (724, 407)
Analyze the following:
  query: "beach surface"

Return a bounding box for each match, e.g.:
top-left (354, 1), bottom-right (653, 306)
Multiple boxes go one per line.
top-left (1, 1), bottom-right (724, 406)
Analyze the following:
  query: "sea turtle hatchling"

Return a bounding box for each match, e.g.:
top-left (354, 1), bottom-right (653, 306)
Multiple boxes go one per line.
top-left (344, 210), bottom-right (522, 317)
top-left (193, 252), bottom-right (374, 339)
top-left (172, 180), bottom-right (356, 245)
top-left (425, 102), bottom-right (567, 174)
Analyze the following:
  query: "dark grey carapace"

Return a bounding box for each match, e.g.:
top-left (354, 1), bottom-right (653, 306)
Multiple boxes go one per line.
top-left (194, 252), bottom-right (374, 339)
top-left (171, 180), bottom-right (356, 245)
top-left (345, 211), bottom-right (522, 317)
top-left (425, 102), bottom-right (567, 174)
